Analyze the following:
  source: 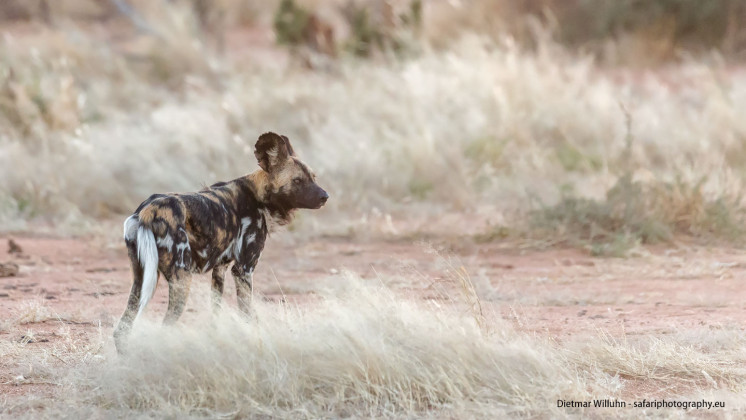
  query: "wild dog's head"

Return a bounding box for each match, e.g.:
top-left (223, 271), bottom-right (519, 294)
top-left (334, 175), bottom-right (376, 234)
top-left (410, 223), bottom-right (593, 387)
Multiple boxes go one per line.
top-left (254, 132), bottom-right (329, 214)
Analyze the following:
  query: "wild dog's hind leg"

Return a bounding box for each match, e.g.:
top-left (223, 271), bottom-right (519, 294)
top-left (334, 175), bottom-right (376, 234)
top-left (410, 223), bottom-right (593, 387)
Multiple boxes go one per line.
top-left (163, 268), bottom-right (192, 325)
top-left (231, 264), bottom-right (253, 315)
top-left (114, 242), bottom-right (143, 353)
top-left (163, 224), bottom-right (193, 325)
top-left (211, 264), bottom-right (228, 313)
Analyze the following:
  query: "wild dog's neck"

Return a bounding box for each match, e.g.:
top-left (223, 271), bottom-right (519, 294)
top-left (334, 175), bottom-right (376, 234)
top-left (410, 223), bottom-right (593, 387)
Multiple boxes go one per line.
top-left (239, 169), bottom-right (295, 228)
top-left (245, 169), bottom-right (270, 202)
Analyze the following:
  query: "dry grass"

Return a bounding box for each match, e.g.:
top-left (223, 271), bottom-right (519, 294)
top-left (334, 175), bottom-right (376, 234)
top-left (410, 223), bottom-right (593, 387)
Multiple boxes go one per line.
top-left (580, 332), bottom-right (745, 387)
top-left (0, 274), bottom-right (744, 418)
top-left (1, 21), bottom-right (745, 243)
top-left (1, 3), bottom-right (745, 247)
top-left (1, 298), bottom-right (88, 332)
top-left (85, 279), bottom-right (573, 417)
top-left (1, 299), bottom-right (56, 331)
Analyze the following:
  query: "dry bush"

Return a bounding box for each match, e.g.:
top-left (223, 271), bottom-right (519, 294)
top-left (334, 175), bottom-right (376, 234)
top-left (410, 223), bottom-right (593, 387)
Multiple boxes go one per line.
top-left (0, 0), bottom-right (38, 22)
top-left (272, 0), bottom-right (423, 62)
top-left (339, 0), bottom-right (422, 58)
top-left (551, 0), bottom-right (746, 61)
top-left (531, 110), bottom-right (746, 255)
top-left (0, 0), bottom-right (270, 27)
top-left (424, 0), bottom-right (746, 63)
top-left (532, 174), bottom-right (745, 256)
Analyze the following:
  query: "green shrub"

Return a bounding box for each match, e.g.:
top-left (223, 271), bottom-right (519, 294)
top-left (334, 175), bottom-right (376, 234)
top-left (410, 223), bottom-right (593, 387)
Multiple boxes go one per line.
top-left (273, 0), bottom-right (310, 46)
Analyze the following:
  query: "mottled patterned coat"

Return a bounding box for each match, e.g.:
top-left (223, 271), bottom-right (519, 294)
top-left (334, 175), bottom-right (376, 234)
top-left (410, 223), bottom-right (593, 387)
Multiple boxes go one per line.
top-left (114, 132), bottom-right (328, 353)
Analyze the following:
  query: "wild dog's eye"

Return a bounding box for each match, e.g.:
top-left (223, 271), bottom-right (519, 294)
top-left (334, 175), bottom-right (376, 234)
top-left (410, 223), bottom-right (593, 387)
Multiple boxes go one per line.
top-left (293, 178), bottom-right (302, 185)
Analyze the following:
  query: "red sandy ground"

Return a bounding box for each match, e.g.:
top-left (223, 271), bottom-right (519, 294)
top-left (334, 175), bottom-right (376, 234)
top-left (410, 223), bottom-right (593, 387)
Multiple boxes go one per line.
top-left (1, 229), bottom-right (745, 404)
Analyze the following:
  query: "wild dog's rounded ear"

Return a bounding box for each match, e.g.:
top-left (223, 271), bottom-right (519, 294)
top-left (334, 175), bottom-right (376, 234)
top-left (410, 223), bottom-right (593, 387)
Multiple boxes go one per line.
top-left (280, 135), bottom-right (296, 156)
top-left (255, 132), bottom-right (290, 172)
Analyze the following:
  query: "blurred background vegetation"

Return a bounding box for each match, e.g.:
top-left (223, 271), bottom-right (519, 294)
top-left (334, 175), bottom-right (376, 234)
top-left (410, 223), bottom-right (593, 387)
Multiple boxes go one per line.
top-left (2, 0), bottom-right (745, 63)
top-left (1, 0), bottom-right (745, 254)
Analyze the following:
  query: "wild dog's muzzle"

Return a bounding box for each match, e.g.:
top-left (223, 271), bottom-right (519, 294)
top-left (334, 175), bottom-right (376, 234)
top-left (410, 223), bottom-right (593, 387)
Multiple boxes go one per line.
top-left (307, 185), bottom-right (329, 209)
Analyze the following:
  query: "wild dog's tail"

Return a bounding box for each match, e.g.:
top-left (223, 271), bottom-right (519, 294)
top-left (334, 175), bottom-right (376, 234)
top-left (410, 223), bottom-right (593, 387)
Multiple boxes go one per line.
top-left (122, 213), bottom-right (159, 318)
top-left (136, 225), bottom-right (159, 316)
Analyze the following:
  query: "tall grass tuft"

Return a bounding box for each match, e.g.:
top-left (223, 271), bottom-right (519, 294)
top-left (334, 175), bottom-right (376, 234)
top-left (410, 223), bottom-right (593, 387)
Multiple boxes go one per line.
top-left (76, 277), bottom-right (584, 417)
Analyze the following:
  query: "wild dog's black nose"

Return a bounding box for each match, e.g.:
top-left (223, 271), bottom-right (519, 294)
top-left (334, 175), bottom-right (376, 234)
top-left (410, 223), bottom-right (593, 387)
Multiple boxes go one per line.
top-left (319, 190), bottom-right (329, 204)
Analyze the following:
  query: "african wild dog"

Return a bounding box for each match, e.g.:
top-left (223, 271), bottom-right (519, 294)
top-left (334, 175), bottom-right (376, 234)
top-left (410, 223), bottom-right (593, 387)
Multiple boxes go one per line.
top-left (113, 132), bottom-right (328, 352)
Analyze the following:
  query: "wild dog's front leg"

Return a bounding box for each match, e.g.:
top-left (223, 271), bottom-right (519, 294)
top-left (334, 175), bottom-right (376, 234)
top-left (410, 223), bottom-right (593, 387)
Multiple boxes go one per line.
top-left (211, 264), bottom-right (228, 313)
top-left (163, 268), bottom-right (192, 325)
top-left (231, 264), bottom-right (253, 315)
